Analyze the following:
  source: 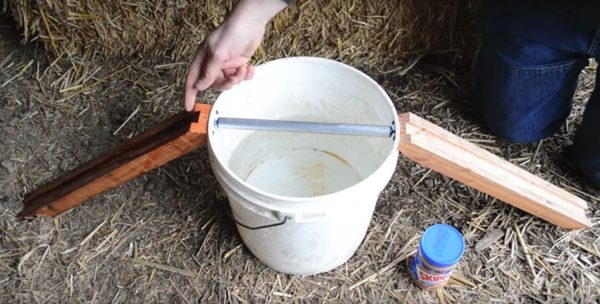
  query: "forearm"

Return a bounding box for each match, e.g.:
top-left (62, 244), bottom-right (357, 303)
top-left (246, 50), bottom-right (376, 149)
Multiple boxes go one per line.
top-left (231, 0), bottom-right (289, 26)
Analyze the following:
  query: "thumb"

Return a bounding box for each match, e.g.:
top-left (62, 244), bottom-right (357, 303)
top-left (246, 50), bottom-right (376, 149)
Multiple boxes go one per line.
top-left (196, 54), bottom-right (223, 91)
top-left (223, 57), bottom-right (250, 70)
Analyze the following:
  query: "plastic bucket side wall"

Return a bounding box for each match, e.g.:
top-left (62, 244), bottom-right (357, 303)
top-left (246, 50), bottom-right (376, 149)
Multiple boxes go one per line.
top-left (211, 149), bottom-right (399, 275)
top-left (208, 57), bottom-right (400, 274)
top-left (213, 152), bottom-right (396, 275)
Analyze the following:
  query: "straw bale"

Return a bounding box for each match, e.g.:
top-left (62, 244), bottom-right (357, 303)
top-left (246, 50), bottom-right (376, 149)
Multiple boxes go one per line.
top-left (4, 0), bottom-right (479, 66)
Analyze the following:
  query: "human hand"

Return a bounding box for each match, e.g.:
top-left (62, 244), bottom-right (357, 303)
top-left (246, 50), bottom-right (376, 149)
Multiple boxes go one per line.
top-left (184, 0), bottom-right (288, 111)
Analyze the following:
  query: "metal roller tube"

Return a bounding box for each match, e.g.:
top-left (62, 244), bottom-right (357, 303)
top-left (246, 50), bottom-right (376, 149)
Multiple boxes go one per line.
top-left (216, 117), bottom-right (394, 138)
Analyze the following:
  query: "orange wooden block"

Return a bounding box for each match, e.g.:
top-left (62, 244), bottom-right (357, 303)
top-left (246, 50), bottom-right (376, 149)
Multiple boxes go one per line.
top-left (19, 104), bottom-right (212, 218)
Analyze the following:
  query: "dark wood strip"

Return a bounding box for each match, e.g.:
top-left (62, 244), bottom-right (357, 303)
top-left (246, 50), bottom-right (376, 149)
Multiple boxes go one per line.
top-left (19, 111), bottom-right (202, 218)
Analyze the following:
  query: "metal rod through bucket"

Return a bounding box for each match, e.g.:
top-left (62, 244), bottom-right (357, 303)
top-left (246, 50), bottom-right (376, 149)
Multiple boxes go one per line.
top-left (216, 117), bottom-right (395, 138)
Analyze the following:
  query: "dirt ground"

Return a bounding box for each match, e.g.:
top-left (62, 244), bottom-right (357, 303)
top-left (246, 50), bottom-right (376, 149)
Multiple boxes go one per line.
top-left (1, 12), bottom-right (599, 304)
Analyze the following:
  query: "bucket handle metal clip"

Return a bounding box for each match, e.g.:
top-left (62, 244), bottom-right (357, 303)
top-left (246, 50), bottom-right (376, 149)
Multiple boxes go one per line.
top-left (226, 206), bottom-right (290, 230)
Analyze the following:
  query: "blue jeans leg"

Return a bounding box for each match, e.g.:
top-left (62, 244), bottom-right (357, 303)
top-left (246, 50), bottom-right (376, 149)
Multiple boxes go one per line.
top-left (472, 0), bottom-right (600, 187)
top-left (472, 0), bottom-right (593, 143)
top-left (473, 56), bottom-right (588, 143)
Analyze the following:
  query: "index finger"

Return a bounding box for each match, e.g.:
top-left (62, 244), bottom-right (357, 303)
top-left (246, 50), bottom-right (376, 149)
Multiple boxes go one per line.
top-left (184, 49), bottom-right (205, 111)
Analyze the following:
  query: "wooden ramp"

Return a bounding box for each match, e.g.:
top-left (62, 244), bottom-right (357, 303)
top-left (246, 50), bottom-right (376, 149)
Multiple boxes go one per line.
top-left (18, 104), bottom-right (211, 218)
top-left (398, 113), bottom-right (591, 229)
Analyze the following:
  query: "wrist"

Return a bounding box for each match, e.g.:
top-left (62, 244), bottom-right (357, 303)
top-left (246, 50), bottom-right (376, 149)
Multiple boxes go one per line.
top-left (232, 0), bottom-right (287, 27)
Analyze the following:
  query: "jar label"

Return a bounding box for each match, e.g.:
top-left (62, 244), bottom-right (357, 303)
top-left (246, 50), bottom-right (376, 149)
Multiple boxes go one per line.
top-left (410, 258), bottom-right (453, 288)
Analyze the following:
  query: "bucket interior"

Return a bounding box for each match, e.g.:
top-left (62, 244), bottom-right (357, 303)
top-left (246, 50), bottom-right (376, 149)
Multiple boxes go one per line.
top-left (209, 57), bottom-right (398, 198)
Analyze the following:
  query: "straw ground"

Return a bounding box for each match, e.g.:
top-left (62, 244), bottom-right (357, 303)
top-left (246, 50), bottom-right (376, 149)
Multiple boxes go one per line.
top-left (1, 8), bottom-right (600, 304)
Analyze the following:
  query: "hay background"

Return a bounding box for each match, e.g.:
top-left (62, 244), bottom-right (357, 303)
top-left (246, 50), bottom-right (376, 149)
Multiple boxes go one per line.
top-left (3, 0), bottom-right (479, 68)
top-left (1, 1), bottom-right (599, 303)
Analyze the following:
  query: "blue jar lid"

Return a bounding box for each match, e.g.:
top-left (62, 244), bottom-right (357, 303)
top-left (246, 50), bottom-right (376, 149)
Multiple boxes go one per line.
top-left (419, 224), bottom-right (464, 269)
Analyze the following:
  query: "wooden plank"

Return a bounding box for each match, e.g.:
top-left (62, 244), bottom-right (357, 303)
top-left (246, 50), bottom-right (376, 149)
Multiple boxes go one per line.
top-left (402, 113), bottom-right (588, 210)
top-left (19, 104), bottom-right (211, 218)
top-left (403, 122), bottom-right (587, 219)
top-left (398, 113), bottom-right (591, 229)
top-left (23, 111), bottom-right (195, 204)
top-left (399, 142), bottom-right (588, 229)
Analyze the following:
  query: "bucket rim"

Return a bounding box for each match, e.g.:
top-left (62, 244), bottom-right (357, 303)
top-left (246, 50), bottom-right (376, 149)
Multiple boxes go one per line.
top-left (207, 56), bottom-right (400, 206)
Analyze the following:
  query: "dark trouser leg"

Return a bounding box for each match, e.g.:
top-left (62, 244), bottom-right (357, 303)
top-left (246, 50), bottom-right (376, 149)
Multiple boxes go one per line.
top-left (573, 63), bottom-right (600, 187)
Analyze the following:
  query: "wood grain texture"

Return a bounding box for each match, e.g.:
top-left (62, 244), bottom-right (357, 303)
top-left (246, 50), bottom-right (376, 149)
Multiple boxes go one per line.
top-left (398, 113), bottom-right (591, 229)
top-left (19, 104), bottom-right (211, 218)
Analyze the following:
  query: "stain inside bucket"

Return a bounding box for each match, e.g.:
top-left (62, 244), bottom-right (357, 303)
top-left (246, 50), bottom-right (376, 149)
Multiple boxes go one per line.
top-left (244, 148), bottom-right (362, 197)
top-left (294, 157), bottom-right (327, 196)
top-left (228, 132), bottom-right (365, 197)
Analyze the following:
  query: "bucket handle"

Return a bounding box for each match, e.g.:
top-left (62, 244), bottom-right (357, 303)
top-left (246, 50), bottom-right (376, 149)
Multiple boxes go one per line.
top-left (226, 205), bottom-right (290, 230)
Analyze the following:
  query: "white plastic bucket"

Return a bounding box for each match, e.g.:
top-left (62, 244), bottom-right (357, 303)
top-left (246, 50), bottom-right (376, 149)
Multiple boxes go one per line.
top-left (208, 57), bottom-right (399, 275)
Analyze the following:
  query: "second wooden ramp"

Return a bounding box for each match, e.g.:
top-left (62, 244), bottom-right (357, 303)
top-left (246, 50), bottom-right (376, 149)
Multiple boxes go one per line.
top-left (398, 113), bottom-right (591, 229)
